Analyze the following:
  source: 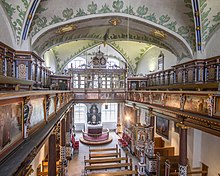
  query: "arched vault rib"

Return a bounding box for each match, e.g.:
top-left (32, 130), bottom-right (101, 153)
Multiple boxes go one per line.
top-left (32, 15), bottom-right (193, 62)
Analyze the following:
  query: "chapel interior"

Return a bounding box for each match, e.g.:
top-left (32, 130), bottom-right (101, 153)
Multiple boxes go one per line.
top-left (0, 0), bottom-right (220, 176)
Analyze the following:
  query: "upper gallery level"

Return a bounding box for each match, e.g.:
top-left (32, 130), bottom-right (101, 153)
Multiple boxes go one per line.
top-left (128, 56), bottom-right (220, 91)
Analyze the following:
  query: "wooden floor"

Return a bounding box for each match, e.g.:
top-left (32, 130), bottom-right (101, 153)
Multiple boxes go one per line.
top-left (67, 132), bottom-right (138, 176)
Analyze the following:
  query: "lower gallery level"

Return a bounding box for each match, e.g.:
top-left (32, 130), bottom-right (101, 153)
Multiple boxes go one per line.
top-left (0, 94), bottom-right (219, 176)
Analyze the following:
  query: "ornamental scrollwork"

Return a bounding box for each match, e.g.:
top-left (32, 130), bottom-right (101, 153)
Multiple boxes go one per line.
top-left (44, 95), bottom-right (51, 119)
top-left (180, 94), bottom-right (186, 111)
top-left (207, 95), bottom-right (214, 116)
top-left (23, 96), bottom-right (33, 138)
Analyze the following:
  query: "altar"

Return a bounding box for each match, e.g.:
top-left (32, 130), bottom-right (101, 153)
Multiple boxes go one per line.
top-left (87, 123), bottom-right (103, 136)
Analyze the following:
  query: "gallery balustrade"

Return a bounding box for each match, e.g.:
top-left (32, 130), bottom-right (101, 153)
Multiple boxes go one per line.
top-left (128, 57), bottom-right (220, 90)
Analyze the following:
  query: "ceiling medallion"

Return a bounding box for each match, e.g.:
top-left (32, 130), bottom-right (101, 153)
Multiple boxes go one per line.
top-left (109, 18), bottom-right (121, 26)
top-left (153, 29), bottom-right (167, 39)
top-left (56, 24), bottom-right (77, 34)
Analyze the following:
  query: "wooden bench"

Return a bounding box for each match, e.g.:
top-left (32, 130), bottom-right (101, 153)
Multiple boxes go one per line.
top-left (0, 75), bottom-right (34, 91)
top-left (89, 145), bottom-right (118, 153)
top-left (156, 152), bottom-right (179, 176)
top-left (85, 162), bottom-right (132, 171)
top-left (154, 146), bottom-right (175, 156)
top-left (89, 148), bottom-right (121, 159)
top-left (85, 157), bottom-right (128, 165)
top-left (89, 151), bottom-right (120, 159)
top-left (86, 170), bottom-right (138, 176)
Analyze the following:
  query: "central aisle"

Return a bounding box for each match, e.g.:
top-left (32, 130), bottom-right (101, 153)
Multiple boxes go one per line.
top-left (68, 132), bottom-right (138, 176)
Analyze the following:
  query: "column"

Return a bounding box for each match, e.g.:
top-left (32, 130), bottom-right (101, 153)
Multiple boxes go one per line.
top-left (178, 123), bottom-right (188, 176)
top-left (48, 134), bottom-right (56, 176)
top-left (145, 108), bottom-right (157, 174)
top-left (66, 112), bottom-right (72, 160)
top-left (116, 103), bottom-right (122, 134)
top-left (60, 118), bottom-right (67, 176)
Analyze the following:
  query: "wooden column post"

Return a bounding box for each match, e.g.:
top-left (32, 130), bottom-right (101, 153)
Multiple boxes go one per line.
top-left (177, 123), bottom-right (188, 176)
top-left (48, 134), bottom-right (56, 176)
top-left (116, 103), bottom-right (122, 134)
top-left (60, 118), bottom-right (67, 176)
top-left (66, 112), bottom-right (72, 160)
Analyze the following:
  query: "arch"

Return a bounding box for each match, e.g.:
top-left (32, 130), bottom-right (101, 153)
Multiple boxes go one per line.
top-left (32, 14), bottom-right (193, 58)
top-left (0, 2), bottom-right (16, 47)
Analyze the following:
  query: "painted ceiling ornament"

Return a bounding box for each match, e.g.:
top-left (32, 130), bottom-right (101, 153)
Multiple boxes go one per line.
top-left (109, 17), bottom-right (121, 26)
top-left (207, 95), bottom-right (214, 117)
top-left (56, 24), bottom-right (77, 34)
top-left (152, 29), bottom-right (167, 39)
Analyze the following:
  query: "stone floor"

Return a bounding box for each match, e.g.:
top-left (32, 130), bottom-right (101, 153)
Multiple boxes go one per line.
top-left (67, 132), bottom-right (139, 176)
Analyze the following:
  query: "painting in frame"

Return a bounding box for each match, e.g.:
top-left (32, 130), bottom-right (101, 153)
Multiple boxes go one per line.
top-left (156, 116), bottom-right (169, 139)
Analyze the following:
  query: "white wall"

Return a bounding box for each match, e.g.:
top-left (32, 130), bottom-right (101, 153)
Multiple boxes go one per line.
top-left (206, 27), bottom-right (220, 58)
top-left (44, 49), bottom-right (57, 73)
top-left (154, 117), bottom-right (179, 154)
top-left (200, 131), bottom-right (220, 175)
top-left (136, 47), bottom-right (177, 75)
top-left (0, 8), bottom-right (14, 48)
top-left (30, 142), bottom-right (48, 176)
top-left (187, 128), bottom-right (220, 175)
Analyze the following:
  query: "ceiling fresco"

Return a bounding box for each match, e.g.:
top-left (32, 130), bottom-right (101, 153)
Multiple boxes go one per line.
top-left (0, 0), bottom-right (220, 74)
top-left (29, 0), bottom-right (195, 49)
top-left (1, 0), bottom-right (31, 42)
top-left (200, 0), bottom-right (220, 44)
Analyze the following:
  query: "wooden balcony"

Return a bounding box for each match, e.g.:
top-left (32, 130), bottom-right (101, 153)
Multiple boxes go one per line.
top-left (128, 56), bottom-right (220, 91)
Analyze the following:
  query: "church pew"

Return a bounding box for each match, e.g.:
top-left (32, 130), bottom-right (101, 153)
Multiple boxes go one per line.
top-left (154, 137), bottom-right (165, 148)
top-left (89, 149), bottom-right (121, 159)
top-left (156, 152), bottom-right (179, 176)
top-left (154, 146), bottom-right (175, 156)
top-left (84, 157), bottom-right (128, 165)
top-left (85, 158), bottom-right (133, 172)
top-left (85, 162), bottom-right (132, 171)
top-left (86, 170), bottom-right (138, 176)
top-left (89, 144), bottom-right (118, 153)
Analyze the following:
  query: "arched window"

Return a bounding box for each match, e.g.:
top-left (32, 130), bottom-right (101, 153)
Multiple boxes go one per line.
top-left (66, 57), bottom-right (86, 69)
top-left (66, 57), bottom-right (86, 88)
top-left (107, 58), bottom-right (120, 69)
top-left (74, 103), bottom-right (87, 123)
top-left (101, 103), bottom-right (118, 122)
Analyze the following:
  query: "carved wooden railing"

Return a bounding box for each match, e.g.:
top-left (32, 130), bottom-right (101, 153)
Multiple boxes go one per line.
top-left (128, 56), bottom-right (220, 90)
top-left (0, 42), bottom-right (52, 90)
top-left (127, 90), bottom-right (220, 136)
top-left (73, 90), bottom-right (126, 102)
top-left (0, 90), bottom-right (74, 162)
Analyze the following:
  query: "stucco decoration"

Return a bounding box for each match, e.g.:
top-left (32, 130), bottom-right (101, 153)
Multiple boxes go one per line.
top-left (29, 0), bottom-right (195, 49)
top-left (1, 0), bottom-right (31, 42)
top-left (200, 0), bottom-right (220, 44)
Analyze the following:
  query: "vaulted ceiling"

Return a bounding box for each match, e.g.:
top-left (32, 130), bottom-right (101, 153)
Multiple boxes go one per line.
top-left (1, 0), bottom-right (220, 72)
